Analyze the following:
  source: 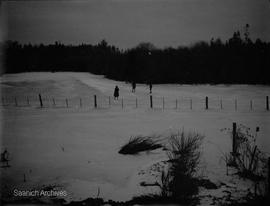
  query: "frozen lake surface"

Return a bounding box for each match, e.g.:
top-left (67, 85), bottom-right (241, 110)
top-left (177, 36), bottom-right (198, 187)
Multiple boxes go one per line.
top-left (0, 72), bottom-right (270, 204)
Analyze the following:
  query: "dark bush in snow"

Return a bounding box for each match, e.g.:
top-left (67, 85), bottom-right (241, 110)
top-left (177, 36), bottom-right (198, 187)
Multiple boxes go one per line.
top-left (119, 135), bottom-right (163, 155)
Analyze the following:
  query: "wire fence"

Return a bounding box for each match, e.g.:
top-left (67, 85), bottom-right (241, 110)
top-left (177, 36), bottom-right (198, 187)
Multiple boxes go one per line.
top-left (1, 94), bottom-right (269, 112)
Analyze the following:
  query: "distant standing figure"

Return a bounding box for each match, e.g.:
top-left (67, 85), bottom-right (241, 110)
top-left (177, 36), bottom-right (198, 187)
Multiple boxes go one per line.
top-left (114, 86), bottom-right (119, 100)
top-left (1, 148), bottom-right (9, 166)
top-left (132, 81), bottom-right (136, 93)
top-left (149, 82), bottom-right (152, 94)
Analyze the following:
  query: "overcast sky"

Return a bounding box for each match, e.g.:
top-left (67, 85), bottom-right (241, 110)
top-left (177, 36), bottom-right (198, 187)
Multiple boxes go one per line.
top-left (1, 0), bottom-right (270, 48)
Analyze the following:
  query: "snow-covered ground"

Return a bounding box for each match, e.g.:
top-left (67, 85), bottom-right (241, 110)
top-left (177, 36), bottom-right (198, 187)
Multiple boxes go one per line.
top-left (0, 72), bottom-right (270, 205)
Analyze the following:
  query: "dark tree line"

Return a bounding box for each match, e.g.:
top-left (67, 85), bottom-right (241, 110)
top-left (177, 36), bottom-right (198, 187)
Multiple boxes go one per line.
top-left (3, 27), bottom-right (270, 84)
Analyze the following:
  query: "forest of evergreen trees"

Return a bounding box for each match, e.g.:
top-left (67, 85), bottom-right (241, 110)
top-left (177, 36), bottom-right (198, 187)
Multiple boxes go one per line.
top-left (3, 27), bottom-right (270, 84)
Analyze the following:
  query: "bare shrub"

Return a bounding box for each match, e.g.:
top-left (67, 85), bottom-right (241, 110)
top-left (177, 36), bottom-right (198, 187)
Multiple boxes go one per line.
top-left (222, 124), bottom-right (267, 181)
top-left (156, 131), bottom-right (204, 202)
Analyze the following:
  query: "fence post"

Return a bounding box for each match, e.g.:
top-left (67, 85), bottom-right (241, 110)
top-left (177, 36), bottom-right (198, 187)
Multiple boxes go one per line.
top-left (66, 99), bottom-right (68, 108)
top-left (235, 99), bottom-right (237, 111)
top-left (27, 96), bottom-right (30, 106)
top-left (267, 96), bottom-right (269, 111)
top-left (190, 99), bottom-right (192, 110)
top-left (38, 94), bottom-right (43, 108)
top-left (232, 122), bottom-right (237, 155)
top-left (250, 100), bottom-right (253, 111)
top-left (121, 98), bottom-right (124, 109)
top-left (150, 95), bottom-right (153, 108)
top-left (176, 99), bottom-right (178, 109)
top-left (136, 98), bottom-right (138, 108)
top-left (162, 97), bottom-right (165, 110)
top-left (205, 96), bottom-right (208, 110)
top-left (79, 98), bottom-right (82, 108)
top-left (220, 99), bottom-right (223, 110)
top-left (52, 98), bottom-right (56, 106)
top-left (94, 95), bottom-right (97, 108)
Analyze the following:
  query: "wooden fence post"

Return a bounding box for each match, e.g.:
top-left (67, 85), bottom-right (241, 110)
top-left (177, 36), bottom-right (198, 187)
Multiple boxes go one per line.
top-left (121, 98), bottom-right (124, 109)
top-left (162, 97), bottom-right (165, 110)
top-left (136, 98), bottom-right (138, 108)
top-left (235, 99), bottom-right (237, 111)
top-left (52, 98), bottom-right (56, 106)
top-left (150, 95), bottom-right (153, 108)
top-left (66, 99), bottom-right (68, 108)
top-left (250, 100), bottom-right (253, 111)
top-left (38, 94), bottom-right (43, 108)
top-left (176, 99), bottom-right (178, 109)
top-left (232, 122), bottom-right (237, 155)
top-left (190, 99), bottom-right (192, 110)
top-left (205, 96), bottom-right (208, 110)
top-left (267, 96), bottom-right (269, 111)
top-left (220, 99), bottom-right (223, 110)
top-left (79, 98), bottom-right (82, 108)
top-left (27, 96), bottom-right (30, 106)
top-left (94, 95), bottom-right (97, 108)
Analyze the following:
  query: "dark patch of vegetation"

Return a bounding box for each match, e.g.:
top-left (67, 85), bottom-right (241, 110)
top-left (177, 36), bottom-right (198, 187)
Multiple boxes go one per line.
top-left (118, 131), bottom-right (206, 203)
top-left (65, 195), bottom-right (198, 206)
top-left (148, 131), bottom-right (204, 204)
top-left (127, 194), bottom-right (199, 205)
top-left (122, 131), bottom-right (205, 205)
top-left (220, 194), bottom-right (270, 206)
top-left (128, 194), bottom-right (175, 205)
top-left (222, 124), bottom-right (267, 181)
top-left (0, 196), bottom-right (66, 206)
top-left (67, 197), bottom-right (104, 206)
top-left (194, 178), bottom-right (218, 189)
top-left (166, 132), bottom-right (204, 200)
top-left (220, 124), bottom-right (269, 206)
top-left (3, 24), bottom-right (270, 84)
top-left (119, 135), bottom-right (163, 155)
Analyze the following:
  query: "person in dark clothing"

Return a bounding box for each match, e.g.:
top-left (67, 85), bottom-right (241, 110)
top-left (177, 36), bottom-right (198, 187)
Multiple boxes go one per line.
top-left (1, 148), bottom-right (9, 166)
top-left (132, 81), bottom-right (136, 93)
top-left (114, 85), bottom-right (119, 100)
top-left (149, 82), bottom-right (152, 94)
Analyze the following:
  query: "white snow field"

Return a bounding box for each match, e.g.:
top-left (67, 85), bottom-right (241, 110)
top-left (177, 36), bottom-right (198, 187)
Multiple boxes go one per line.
top-left (0, 72), bottom-right (270, 205)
